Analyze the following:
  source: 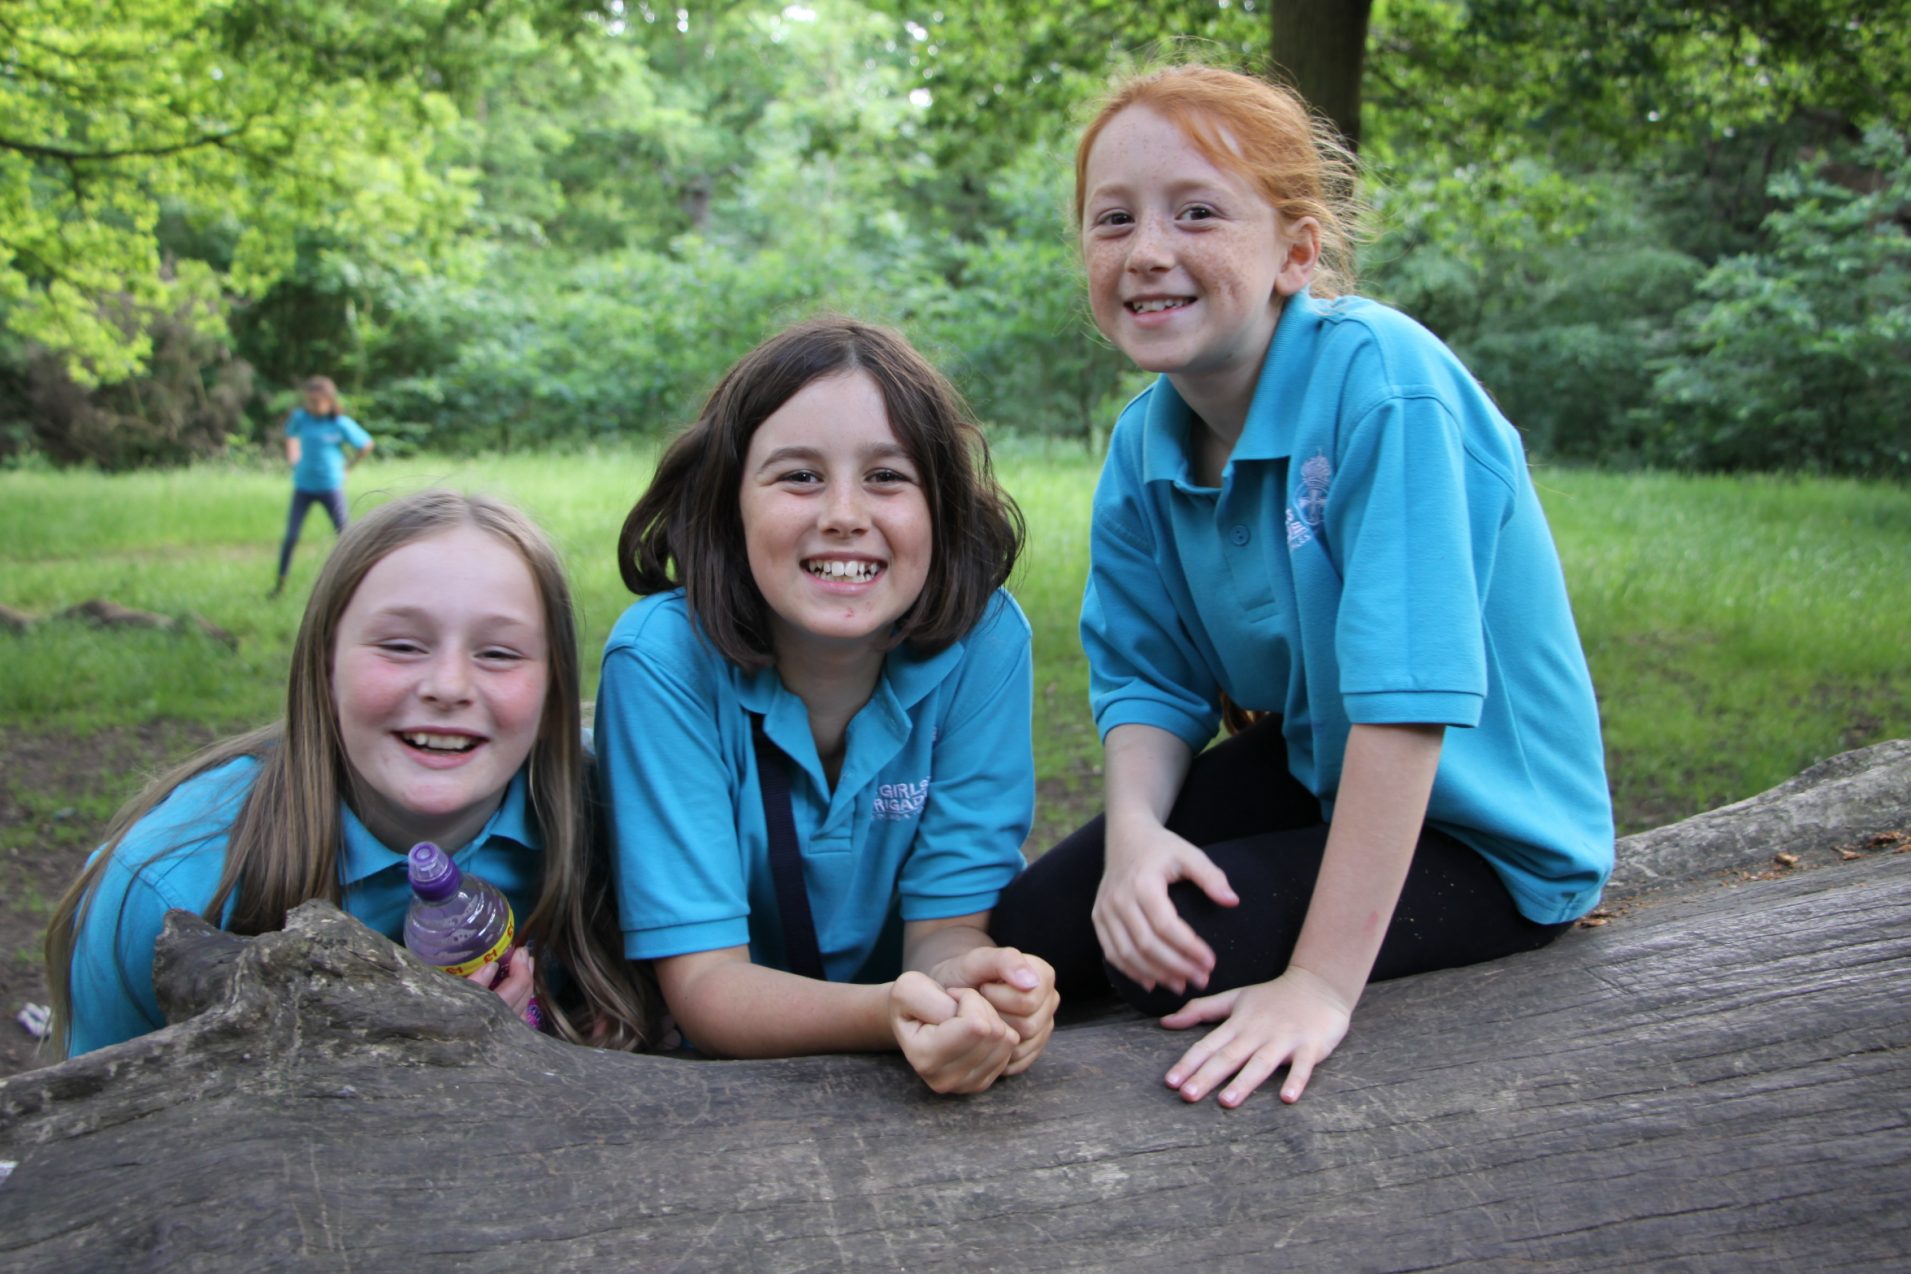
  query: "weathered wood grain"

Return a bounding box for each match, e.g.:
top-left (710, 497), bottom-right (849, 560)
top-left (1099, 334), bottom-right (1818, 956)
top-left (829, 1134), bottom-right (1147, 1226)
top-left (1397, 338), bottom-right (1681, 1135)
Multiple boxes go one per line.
top-left (1611, 739), bottom-right (1910, 896)
top-left (3, 850), bottom-right (1906, 1272)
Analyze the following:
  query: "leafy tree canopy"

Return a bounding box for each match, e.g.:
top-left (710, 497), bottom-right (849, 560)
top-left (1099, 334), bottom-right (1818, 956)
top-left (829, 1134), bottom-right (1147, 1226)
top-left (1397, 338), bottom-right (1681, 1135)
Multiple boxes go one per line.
top-left (0, 0), bottom-right (604, 383)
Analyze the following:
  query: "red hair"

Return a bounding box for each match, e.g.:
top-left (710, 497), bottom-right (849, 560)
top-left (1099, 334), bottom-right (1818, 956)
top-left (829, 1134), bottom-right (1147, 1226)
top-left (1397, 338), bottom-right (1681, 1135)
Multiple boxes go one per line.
top-left (1075, 64), bottom-right (1366, 298)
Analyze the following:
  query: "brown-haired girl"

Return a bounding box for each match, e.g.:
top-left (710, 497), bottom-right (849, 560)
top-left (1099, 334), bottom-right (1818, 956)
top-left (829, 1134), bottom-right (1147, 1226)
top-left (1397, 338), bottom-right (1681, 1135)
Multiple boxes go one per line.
top-left (992, 65), bottom-right (1613, 1106)
top-left (599, 315), bottom-right (1058, 1094)
top-left (48, 490), bottom-right (654, 1055)
top-left (271, 375), bottom-right (373, 599)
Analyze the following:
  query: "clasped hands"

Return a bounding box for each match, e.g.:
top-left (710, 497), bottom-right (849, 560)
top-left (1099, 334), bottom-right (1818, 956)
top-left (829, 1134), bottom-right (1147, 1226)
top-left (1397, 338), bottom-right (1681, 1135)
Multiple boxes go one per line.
top-left (889, 946), bottom-right (1059, 1094)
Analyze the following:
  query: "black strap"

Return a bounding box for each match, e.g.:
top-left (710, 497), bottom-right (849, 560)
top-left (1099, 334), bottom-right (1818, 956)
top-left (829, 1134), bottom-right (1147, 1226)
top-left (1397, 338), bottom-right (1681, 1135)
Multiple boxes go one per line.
top-left (751, 715), bottom-right (826, 981)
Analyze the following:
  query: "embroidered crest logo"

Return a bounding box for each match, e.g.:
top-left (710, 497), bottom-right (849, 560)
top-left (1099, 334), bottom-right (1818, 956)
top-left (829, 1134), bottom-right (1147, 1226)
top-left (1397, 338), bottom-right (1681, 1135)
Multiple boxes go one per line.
top-left (873, 777), bottom-right (931, 821)
top-left (1297, 452), bottom-right (1332, 527)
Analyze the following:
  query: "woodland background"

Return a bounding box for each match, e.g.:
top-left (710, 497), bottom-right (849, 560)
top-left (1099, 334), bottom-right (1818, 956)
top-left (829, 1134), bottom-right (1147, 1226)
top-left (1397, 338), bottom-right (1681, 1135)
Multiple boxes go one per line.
top-left (2, 0), bottom-right (1907, 476)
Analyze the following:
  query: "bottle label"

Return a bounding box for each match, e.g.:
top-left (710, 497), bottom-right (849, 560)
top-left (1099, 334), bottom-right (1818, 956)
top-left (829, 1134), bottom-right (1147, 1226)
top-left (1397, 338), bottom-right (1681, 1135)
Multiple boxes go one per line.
top-left (433, 910), bottom-right (515, 978)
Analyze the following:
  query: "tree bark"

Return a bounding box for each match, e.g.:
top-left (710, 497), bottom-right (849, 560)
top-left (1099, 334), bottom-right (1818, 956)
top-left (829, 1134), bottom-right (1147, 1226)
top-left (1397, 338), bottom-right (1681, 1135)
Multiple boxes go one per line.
top-left (1268, 0), bottom-right (1373, 151)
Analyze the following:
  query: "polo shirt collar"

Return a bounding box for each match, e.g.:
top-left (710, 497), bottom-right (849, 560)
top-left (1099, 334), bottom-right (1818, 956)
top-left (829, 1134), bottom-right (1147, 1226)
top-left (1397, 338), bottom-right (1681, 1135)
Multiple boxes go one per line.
top-left (339, 768), bottom-right (540, 885)
top-left (739, 635), bottom-right (967, 796)
top-left (1139, 290), bottom-right (1328, 484)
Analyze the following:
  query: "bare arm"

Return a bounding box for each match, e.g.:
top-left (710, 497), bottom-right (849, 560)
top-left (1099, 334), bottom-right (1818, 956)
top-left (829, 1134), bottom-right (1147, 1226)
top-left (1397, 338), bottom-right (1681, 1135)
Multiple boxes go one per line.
top-left (654, 913), bottom-right (1052, 1091)
top-left (1290, 723), bottom-right (1444, 1003)
top-left (283, 436), bottom-right (300, 466)
top-left (1161, 722), bottom-right (1445, 1106)
top-left (655, 946), bottom-right (894, 1058)
top-left (345, 438), bottom-right (372, 469)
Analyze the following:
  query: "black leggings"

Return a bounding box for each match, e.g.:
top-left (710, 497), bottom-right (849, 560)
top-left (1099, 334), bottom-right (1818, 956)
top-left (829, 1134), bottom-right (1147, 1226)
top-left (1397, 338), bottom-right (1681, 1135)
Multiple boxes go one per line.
top-left (992, 716), bottom-right (1569, 1016)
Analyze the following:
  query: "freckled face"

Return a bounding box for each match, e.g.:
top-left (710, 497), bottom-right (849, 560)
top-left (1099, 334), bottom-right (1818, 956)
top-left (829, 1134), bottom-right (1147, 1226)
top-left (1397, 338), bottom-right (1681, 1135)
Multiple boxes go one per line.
top-left (1081, 105), bottom-right (1309, 404)
top-left (739, 372), bottom-right (933, 660)
top-left (331, 526), bottom-right (550, 852)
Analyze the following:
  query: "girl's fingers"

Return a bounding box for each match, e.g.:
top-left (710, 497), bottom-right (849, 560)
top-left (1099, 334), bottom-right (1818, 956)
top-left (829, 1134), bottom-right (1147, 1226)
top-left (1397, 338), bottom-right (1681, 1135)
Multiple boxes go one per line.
top-left (1279, 1048), bottom-right (1320, 1104)
top-left (893, 970), bottom-right (960, 1026)
top-left (1160, 987), bottom-right (1239, 1031)
top-left (1163, 1022), bottom-right (1233, 1091)
top-left (1098, 910), bottom-right (1152, 990)
top-left (1134, 888), bottom-right (1213, 985)
top-left (1179, 1036), bottom-right (1273, 1105)
top-left (1177, 847), bottom-right (1240, 908)
top-left (1218, 1049), bottom-right (1287, 1108)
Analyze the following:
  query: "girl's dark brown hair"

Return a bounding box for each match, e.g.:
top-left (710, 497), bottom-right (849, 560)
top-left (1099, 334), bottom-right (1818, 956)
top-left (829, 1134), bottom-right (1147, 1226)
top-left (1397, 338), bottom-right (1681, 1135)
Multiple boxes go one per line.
top-left (619, 315), bottom-right (1024, 665)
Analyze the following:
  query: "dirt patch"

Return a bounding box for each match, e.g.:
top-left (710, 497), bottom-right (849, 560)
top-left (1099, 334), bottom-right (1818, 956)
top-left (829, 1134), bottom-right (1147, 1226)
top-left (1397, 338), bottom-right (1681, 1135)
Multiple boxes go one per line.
top-left (0, 720), bottom-right (221, 1079)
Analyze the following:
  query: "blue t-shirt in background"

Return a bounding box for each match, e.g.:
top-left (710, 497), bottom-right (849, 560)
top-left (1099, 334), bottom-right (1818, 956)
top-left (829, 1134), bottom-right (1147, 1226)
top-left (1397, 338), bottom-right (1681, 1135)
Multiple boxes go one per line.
top-left (596, 589), bottom-right (1034, 983)
top-left (65, 755), bottom-right (543, 1055)
top-left (1081, 291), bottom-right (1614, 925)
top-left (286, 408), bottom-right (371, 492)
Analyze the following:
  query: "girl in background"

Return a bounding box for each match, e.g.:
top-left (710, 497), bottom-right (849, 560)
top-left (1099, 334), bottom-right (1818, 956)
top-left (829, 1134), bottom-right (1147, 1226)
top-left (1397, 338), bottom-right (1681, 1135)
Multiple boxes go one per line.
top-left (48, 490), bottom-right (653, 1056)
top-left (599, 316), bottom-right (1057, 1094)
top-left (992, 65), bottom-right (1613, 1107)
top-left (272, 375), bottom-right (372, 598)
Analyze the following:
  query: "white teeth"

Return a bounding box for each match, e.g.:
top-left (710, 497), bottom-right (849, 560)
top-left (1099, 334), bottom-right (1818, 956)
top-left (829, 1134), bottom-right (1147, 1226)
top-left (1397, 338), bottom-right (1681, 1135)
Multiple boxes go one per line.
top-left (402, 732), bottom-right (478, 753)
top-left (1129, 298), bottom-right (1191, 313)
top-left (806, 559), bottom-right (882, 582)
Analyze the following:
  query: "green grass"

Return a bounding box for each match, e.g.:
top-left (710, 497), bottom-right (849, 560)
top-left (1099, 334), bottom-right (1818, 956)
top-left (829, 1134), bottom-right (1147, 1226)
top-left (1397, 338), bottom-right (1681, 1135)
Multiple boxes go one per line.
top-left (2, 451), bottom-right (1906, 834)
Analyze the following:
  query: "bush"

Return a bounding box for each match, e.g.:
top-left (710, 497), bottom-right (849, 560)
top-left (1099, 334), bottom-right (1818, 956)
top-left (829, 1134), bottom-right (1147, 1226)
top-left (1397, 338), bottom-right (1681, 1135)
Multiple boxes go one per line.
top-left (0, 291), bottom-right (254, 470)
top-left (1641, 128), bottom-right (1911, 478)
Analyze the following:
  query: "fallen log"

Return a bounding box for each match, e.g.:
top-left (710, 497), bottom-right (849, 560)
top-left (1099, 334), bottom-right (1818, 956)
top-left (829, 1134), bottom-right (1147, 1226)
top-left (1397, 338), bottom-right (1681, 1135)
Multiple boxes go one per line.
top-left (1, 750), bottom-right (1907, 1271)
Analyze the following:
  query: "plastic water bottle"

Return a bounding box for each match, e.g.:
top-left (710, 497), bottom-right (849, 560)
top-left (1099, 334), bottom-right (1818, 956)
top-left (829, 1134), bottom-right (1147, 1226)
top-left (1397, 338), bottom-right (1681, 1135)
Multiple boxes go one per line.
top-left (404, 841), bottom-right (541, 1029)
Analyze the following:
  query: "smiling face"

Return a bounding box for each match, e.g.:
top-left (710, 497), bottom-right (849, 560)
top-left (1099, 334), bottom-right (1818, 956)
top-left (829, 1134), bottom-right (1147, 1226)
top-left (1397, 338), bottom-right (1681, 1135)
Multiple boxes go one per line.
top-left (331, 524), bottom-right (550, 852)
top-left (739, 371), bottom-right (933, 664)
top-left (1081, 104), bottom-right (1316, 422)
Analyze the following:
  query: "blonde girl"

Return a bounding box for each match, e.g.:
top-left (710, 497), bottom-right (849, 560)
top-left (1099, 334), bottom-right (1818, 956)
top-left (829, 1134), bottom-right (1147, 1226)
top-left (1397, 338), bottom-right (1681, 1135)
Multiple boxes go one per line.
top-left (48, 490), bottom-right (653, 1055)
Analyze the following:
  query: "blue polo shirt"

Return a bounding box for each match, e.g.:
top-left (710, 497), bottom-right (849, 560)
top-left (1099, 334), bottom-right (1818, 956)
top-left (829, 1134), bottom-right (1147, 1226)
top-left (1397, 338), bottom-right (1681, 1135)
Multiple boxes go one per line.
top-left (286, 408), bottom-right (371, 492)
top-left (66, 755), bottom-right (543, 1055)
top-left (596, 589), bottom-right (1034, 982)
top-left (1082, 292), bottom-right (1613, 924)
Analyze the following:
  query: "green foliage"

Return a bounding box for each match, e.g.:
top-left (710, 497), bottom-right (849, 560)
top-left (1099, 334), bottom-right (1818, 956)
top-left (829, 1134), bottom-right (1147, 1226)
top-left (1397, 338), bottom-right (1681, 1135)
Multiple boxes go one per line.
top-left (1366, 163), bottom-right (1704, 465)
top-left (1642, 129), bottom-right (1911, 477)
top-left (5, 0), bottom-right (1907, 478)
top-left (913, 149), bottom-right (1145, 442)
top-left (0, 0), bottom-right (539, 383)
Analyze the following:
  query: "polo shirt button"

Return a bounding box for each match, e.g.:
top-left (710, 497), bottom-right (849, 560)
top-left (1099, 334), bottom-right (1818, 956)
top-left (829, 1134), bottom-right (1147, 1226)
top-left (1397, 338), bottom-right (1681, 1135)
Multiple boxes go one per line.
top-left (1229, 524), bottom-right (1251, 546)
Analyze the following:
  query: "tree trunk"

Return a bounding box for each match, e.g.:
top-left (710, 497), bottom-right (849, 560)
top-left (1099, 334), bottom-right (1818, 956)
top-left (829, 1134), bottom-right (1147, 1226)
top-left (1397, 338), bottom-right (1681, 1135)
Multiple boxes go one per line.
top-left (1268, 0), bottom-right (1373, 151)
top-left (2, 742), bottom-right (1908, 1270)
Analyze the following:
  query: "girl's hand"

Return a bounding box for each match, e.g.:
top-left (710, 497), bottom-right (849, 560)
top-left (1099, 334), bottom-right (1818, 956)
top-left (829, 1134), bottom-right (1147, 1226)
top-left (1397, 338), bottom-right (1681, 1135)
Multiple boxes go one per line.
top-left (1094, 821), bottom-right (1239, 995)
top-left (925, 946), bottom-right (1059, 1075)
top-left (889, 972), bottom-right (1019, 1094)
top-left (466, 946), bottom-right (539, 1028)
top-left (1158, 966), bottom-right (1352, 1107)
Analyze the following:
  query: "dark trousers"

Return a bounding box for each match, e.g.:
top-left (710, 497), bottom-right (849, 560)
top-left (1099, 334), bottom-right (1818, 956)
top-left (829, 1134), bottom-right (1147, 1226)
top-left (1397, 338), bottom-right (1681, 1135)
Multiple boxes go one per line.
top-left (991, 716), bottom-right (1569, 1016)
top-left (277, 487), bottom-right (349, 579)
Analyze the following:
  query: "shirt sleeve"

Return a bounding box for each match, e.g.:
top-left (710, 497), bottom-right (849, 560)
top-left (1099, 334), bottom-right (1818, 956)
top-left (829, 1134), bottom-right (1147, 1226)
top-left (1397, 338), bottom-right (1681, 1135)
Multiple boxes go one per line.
top-left (1325, 387), bottom-right (1514, 727)
top-left (66, 847), bottom-right (198, 1055)
top-left (339, 415), bottom-right (372, 449)
top-left (1080, 433), bottom-right (1222, 752)
top-left (282, 410), bottom-right (302, 440)
top-left (898, 593), bottom-right (1034, 922)
top-left (596, 621), bottom-right (753, 961)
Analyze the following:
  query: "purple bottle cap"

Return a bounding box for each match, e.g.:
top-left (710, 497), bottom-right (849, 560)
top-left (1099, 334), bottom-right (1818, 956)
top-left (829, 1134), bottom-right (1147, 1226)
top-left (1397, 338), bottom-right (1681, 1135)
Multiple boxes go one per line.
top-left (407, 842), bottom-right (462, 902)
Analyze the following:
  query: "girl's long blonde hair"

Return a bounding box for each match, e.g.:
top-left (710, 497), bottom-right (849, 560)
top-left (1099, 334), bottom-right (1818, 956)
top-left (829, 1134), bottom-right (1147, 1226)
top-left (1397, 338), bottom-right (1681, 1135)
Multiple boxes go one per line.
top-left (44, 490), bottom-right (655, 1055)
